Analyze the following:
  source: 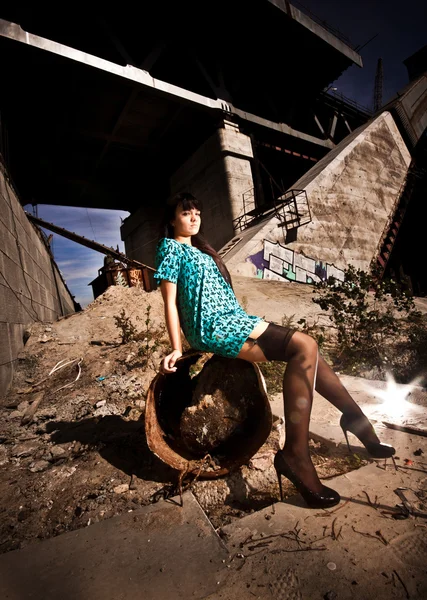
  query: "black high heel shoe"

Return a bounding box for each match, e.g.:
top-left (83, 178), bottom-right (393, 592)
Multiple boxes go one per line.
top-left (274, 452), bottom-right (340, 509)
top-left (340, 414), bottom-right (395, 458)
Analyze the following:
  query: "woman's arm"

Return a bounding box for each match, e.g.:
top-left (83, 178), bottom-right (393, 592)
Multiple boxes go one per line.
top-left (159, 280), bottom-right (183, 372)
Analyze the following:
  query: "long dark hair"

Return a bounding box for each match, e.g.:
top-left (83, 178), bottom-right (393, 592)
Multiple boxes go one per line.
top-left (160, 192), bottom-right (233, 288)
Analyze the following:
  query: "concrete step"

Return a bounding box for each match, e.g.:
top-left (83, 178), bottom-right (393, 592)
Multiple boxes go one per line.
top-left (218, 462), bottom-right (427, 600)
top-left (0, 491), bottom-right (229, 600)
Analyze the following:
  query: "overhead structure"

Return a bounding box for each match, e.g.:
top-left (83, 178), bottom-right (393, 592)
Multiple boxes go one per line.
top-left (0, 1), bottom-right (366, 213)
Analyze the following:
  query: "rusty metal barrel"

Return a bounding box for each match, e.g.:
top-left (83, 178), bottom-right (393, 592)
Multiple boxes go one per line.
top-left (145, 351), bottom-right (272, 479)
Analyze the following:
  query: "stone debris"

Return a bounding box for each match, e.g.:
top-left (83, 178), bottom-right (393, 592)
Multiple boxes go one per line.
top-left (93, 404), bottom-right (121, 418)
top-left (248, 450), bottom-right (275, 471)
top-left (7, 411), bottom-right (24, 420)
top-left (0, 282), bottom-right (398, 561)
top-left (11, 442), bottom-right (40, 458)
top-left (50, 446), bottom-right (67, 459)
top-left (0, 447), bottom-right (8, 466)
top-left (113, 484), bottom-right (129, 494)
top-left (28, 460), bottom-right (50, 473)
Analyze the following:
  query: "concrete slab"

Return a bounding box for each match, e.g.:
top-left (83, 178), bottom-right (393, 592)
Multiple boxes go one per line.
top-left (216, 458), bottom-right (427, 600)
top-left (0, 491), bottom-right (229, 600)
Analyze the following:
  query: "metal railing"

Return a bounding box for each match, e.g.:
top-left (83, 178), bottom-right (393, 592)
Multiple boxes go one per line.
top-left (322, 89), bottom-right (373, 116)
top-left (232, 187), bottom-right (311, 233)
top-left (273, 189), bottom-right (311, 230)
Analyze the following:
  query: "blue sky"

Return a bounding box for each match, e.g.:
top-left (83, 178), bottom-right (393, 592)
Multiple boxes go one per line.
top-left (26, 1), bottom-right (425, 307)
top-left (299, 0), bottom-right (427, 108)
top-left (24, 204), bottom-right (129, 307)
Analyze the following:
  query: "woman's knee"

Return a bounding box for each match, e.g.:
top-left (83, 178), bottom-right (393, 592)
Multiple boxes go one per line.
top-left (286, 331), bottom-right (318, 360)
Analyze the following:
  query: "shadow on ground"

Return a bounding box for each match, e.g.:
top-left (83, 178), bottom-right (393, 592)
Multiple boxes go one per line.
top-left (46, 415), bottom-right (176, 484)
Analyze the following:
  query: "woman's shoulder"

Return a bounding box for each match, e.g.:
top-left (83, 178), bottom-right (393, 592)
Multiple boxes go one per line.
top-left (156, 237), bottom-right (183, 253)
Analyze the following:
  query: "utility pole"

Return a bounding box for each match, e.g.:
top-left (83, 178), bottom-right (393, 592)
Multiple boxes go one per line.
top-left (373, 58), bottom-right (383, 112)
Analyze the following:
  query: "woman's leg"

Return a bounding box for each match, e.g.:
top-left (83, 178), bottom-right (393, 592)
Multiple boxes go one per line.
top-left (280, 333), bottom-right (325, 492)
top-left (239, 330), bottom-right (324, 493)
top-left (315, 355), bottom-right (381, 444)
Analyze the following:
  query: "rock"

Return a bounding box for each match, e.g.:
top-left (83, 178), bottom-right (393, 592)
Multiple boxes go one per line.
top-left (113, 484), bottom-right (129, 494)
top-left (38, 334), bottom-right (53, 343)
top-left (28, 460), bottom-right (50, 473)
top-left (192, 480), bottom-right (230, 510)
top-left (51, 446), bottom-right (67, 459)
top-left (0, 446), bottom-right (8, 466)
top-left (5, 400), bottom-right (20, 409)
top-left (75, 404), bottom-right (92, 420)
top-left (34, 408), bottom-right (57, 421)
top-left (73, 441), bottom-right (82, 454)
top-left (135, 399), bottom-right (146, 410)
top-left (249, 451), bottom-right (274, 471)
top-left (12, 442), bottom-right (39, 458)
top-left (95, 400), bottom-right (107, 408)
top-left (93, 404), bottom-right (120, 418)
top-left (17, 401), bottom-right (30, 412)
top-left (125, 408), bottom-right (142, 420)
top-left (7, 411), bottom-right (23, 420)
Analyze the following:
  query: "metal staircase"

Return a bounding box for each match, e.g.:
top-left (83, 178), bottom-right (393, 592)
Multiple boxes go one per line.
top-left (373, 157), bottom-right (425, 279)
top-left (233, 187), bottom-right (311, 234)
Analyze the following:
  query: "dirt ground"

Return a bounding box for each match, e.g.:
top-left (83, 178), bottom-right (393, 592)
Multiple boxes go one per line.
top-left (0, 282), bottom-right (376, 554)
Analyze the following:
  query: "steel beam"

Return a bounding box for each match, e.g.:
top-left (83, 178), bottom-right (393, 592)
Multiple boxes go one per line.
top-left (26, 213), bottom-right (155, 271)
top-left (329, 111), bottom-right (338, 139)
top-left (0, 19), bottom-right (333, 149)
top-left (314, 114), bottom-right (326, 136)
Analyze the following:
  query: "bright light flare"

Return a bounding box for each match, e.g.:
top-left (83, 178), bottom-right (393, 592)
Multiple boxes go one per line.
top-left (361, 371), bottom-right (424, 419)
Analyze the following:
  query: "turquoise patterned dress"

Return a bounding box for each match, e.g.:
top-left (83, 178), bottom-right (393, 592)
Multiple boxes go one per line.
top-left (154, 238), bottom-right (262, 358)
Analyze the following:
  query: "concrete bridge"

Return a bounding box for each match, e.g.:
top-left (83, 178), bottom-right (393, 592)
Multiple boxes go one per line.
top-left (1, 2), bottom-right (426, 396)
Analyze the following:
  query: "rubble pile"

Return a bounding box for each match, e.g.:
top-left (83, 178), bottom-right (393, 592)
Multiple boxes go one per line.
top-left (0, 285), bottom-right (364, 553)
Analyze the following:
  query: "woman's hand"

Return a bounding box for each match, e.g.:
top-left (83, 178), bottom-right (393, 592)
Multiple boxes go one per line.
top-left (160, 349), bottom-right (182, 374)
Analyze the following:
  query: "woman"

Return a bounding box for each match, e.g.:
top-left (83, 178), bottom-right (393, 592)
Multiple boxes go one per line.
top-left (154, 192), bottom-right (395, 509)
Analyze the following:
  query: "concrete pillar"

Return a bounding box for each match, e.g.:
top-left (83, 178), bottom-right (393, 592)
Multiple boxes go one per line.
top-left (170, 120), bottom-right (254, 249)
top-left (121, 121), bottom-right (255, 266)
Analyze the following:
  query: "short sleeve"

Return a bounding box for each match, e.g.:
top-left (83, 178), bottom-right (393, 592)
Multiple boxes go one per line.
top-left (154, 238), bottom-right (182, 285)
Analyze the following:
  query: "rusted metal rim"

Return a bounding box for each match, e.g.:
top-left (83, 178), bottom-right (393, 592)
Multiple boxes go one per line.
top-left (145, 351), bottom-right (272, 479)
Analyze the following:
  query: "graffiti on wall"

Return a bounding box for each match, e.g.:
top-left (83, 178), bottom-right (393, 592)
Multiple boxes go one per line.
top-left (247, 240), bottom-right (345, 284)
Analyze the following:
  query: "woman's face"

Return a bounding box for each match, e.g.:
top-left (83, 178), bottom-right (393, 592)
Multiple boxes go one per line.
top-left (171, 204), bottom-right (201, 238)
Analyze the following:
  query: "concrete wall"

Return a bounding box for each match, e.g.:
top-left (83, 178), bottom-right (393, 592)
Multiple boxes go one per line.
top-left (122, 121), bottom-right (255, 265)
top-left (0, 165), bottom-right (75, 396)
top-left (224, 111), bottom-right (412, 279)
